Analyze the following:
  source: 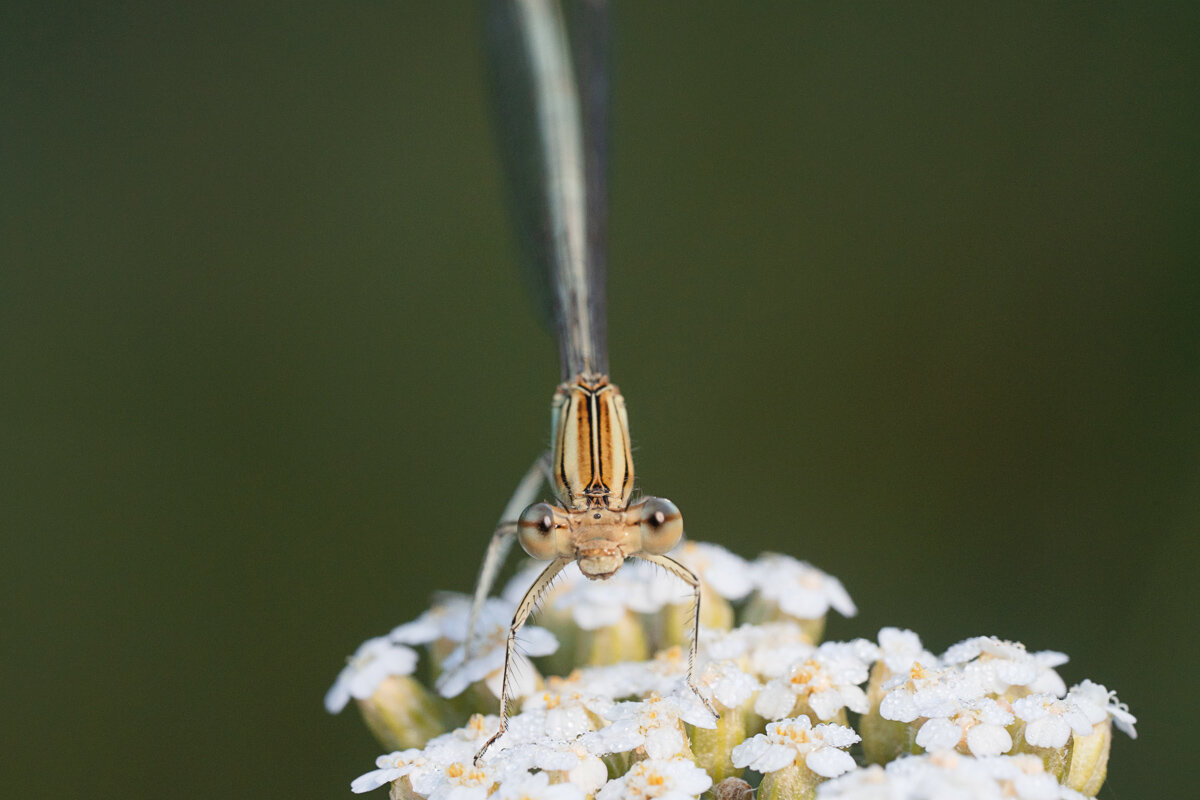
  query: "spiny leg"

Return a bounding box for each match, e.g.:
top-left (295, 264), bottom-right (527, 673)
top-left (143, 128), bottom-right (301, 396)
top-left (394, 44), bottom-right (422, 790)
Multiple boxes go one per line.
top-left (637, 553), bottom-right (718, 718)
top-left (474, 556), bottom-right (570, 765)
top-left (460, 452), bottom-right (551, 665)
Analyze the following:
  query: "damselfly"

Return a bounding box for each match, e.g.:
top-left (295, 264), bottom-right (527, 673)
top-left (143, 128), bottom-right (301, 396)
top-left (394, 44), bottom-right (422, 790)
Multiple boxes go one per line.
top-left (458, 0), bottom-right (715, 762)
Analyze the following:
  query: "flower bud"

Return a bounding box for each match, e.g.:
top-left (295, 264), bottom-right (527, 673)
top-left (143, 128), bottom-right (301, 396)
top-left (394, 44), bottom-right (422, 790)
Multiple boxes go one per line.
top-left (578, 610), bottom-right (649, 666)
top-left (757, 762), bottom-right (825, 800)
top-left (688, 706), bottom-right (749, 783)
top-left (741, 595), bottom-right (827, 642)
top-left (711, 776), bottom-right (754, 800)
top-left (1061, 719), bottom-right (1113, 796)
top-left (859, 667), bottom-right (920, 763)
top-left (356, 675), bottom-right (445, 751)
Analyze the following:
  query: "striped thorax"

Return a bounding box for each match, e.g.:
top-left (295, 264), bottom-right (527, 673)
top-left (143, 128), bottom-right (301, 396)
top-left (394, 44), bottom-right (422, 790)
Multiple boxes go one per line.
top-left (517, 372), bottom-right (684, 580)
top-left (551, 373), bottom-right (633, 510)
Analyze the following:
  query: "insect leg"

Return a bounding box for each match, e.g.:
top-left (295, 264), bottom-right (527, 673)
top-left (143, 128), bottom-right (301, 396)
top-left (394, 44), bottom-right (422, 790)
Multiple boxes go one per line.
top-left (460, 451), bottom-right (551, 664)
top-left (474, 555), bottom-right (569, 764)
top-left (637, 553), bottom-right (718, 718)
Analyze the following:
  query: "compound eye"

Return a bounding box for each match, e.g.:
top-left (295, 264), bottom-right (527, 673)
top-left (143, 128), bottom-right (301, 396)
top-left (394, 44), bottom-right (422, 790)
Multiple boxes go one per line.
top-left (517, 502), bottom-right (560, 560)
top-left (636, 497), bottom-right (683, 555)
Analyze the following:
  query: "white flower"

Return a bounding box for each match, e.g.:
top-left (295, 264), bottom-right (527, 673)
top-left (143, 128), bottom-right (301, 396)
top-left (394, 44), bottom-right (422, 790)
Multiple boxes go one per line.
top-left (352, 716), bottom-right (509, 796)
top-left (500, 738), bottom-right (609, 795)
top-left (941, 636), bottom-right (1067, 697)
top-left (596, 757), bottom-right (713, 800)
top-left (812, 764), bottom-right (896, 799)
top-left (876, 627), bottom-right (939, 675)
top-left (511, 686), bottom-right (613, 740)
top-left (1066, 679), bottom-right (1137, 739)
top-left (421, 761), bottom-right (501, 800)
top-left (818, 753), bottom-right (1089, 800)
top-left (637, 646), bottom-right (690, 695)
top-left (671, 541), bottom-right (756, 600)
top-left (350, 748), bottom-right (427, 794)
top-left (823, 753), bottom-right (1005, 799)
top-left (1012, 693), bottom-right (1097, 748)
top-left (700, 620), bottom-right (809, 662)
top-left (913, 697), bottom-right (1014, 757)
top-left (581, 692), bottom-right (715, 760)
top-left (422, 714), bottom-right (503, 766)
top-left (702, 621), bottom-right (817, 679)
top-left (750, 553), bottom-right (857, 620)
top-left (511, 559), bottom-right (679, 630)
top-left (389, 593), bottom-right (473, 644)
top-left (574, 660), bottom-right (661, 700)
top-left (754, 652), bottom-right (870, 721)
top-left (971, 753), bottom-right (1090, 799)
top-left (879, 662), bottom-right (986, 723)
top-left (733, 716), bottom-right (860, 778)
top-left (325, 636), bottom-right (418, 713)
top-left (434, 597), bottom-right (558, 699)
top-left (696, 659), bottom-right (760, 710)
top-left (491, 770), bottom-right (586, 800)
top-left (819, 638), bottom-right (882, 671)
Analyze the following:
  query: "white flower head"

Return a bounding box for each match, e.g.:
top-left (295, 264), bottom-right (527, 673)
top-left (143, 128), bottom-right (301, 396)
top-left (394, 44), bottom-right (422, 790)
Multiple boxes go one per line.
top-left (630, 646), bottom-right (740, 712)
top-left (582, 692), bottom-right (714, 760)
top-left (596, 757), bottom-right (713, 800)
top-left (819, 638), bottom-right (882, 671)
top-left (941, 636), bottom-right (1068, 697)
top-left (913, 696), bottom-right (1015, 757)
top-left (638, 646), bottom-right (691, 695)
top-left (412, 720), bottom-right (541, 799)
top-left (702, 620), bottom-right (817, 680)
top-left (544, 561), bottom-right (686, 628)
top-left (501, 737), bottom-right (609, 795)
top-left (350, 748), bottom-right (427, 794)
top-left (672, 541), bottom-right (756, 600)
top-left (812, 764), bottom-right (895, 799)
top-left (506, 558), bottom-right (681, 630)
top-left (697, 659), bottom-right (761, 710)
top-left (754, 652), bottom-right (870, 721)
top-left (434, 597), bottom-right (558, 699)
top-left (514, 685), bottom-right (614, 740)
top-left (823, 753), bottom-right (1005, 799)
top-left (972, 753), bottom-right (1090, 800)
top-left (420, 761), bottom-right (502, 800)
top-left (575, 660), bottom-right (661, 701)
top-left (1012, 693), bottom-right (1098, 748)
top-left (389, 593), bottom-right (473, 645)
top-left (1066, 679), bottom-right (1137, 739)
top-left (421, 714), bottom-right (502, 765)
top-left (750, 553), bottom-right (857, 620)
top-left (700, 620), bottom-right (808, 661)
top-left (879, 662), bottom-right (986, 723)
top-left (325, 636), bottom-right (419, 713)
top-left (819, 752), bottom-right (1089, 800)
top-left (352, 716), bottom-right (508, 796)
top-left (491, 770), bottom-right (587, 800)
top-left (876, 627), bottom-right (940, 675)
top-left (732, 715), bottom-right (860, 778)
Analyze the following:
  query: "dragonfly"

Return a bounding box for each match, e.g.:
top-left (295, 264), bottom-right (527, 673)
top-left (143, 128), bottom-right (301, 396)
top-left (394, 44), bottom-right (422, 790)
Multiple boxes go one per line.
top-left (458, 0), bottom-right (715, 763)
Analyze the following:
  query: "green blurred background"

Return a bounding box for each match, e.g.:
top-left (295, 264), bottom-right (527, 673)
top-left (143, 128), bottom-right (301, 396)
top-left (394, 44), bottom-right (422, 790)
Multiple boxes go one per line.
top-left (3, 2), bottom-right (1195, 797)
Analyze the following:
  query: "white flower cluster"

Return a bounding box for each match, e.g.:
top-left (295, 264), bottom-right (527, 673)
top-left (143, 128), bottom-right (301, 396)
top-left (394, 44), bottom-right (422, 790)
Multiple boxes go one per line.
top-left (818, 751), bottom-right (1093, 799)
top-left (874, 634), bottom-right (1136, 760)
top-left (328, 543), bottom-right (1135, 800)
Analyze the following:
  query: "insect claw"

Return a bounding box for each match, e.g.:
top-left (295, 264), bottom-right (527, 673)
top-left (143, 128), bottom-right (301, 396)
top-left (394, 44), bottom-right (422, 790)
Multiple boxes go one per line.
top-left (688, 678), bottom-right (719, 719)
top-left (473, 731), bottom-right (500, 767)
